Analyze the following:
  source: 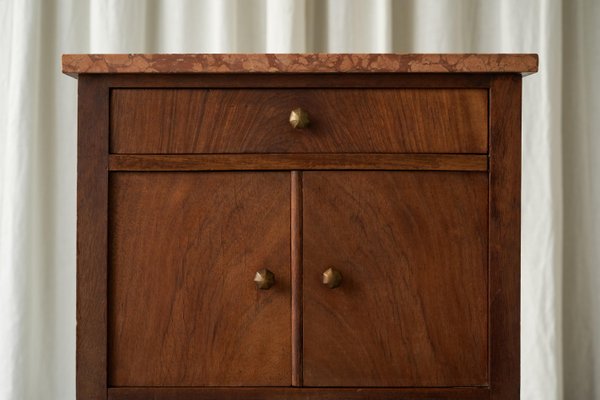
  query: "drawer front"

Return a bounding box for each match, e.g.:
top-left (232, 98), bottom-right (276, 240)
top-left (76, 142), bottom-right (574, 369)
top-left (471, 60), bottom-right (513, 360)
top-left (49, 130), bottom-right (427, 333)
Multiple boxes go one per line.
top-left (108, 172), bottom-right (291, 387)
top-left (110, 88), bottom-right (488, 154)
top-left (303, 171), bottom-right (488, 387)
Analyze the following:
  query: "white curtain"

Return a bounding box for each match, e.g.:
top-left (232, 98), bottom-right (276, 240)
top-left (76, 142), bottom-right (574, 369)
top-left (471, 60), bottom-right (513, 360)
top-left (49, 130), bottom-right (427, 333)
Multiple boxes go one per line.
top-left (0, 0), bottom-right (598, 399)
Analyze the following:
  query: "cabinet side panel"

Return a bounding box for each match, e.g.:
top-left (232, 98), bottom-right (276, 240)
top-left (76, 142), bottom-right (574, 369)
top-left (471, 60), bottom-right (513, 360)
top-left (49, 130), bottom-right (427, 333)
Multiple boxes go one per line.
top-left (77, 75), bottom-right (109, 399)
top-left (489, 75), bottom-right (522, 399)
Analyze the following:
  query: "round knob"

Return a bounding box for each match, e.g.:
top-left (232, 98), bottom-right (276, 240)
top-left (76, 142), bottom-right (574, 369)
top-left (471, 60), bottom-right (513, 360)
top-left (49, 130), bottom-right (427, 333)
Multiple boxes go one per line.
top-left (322, 267), bottom-right (343, 289)
top-left (289, 108), bottom-right (310, 129)
top-left (254, 268), bottom-right (275, 290)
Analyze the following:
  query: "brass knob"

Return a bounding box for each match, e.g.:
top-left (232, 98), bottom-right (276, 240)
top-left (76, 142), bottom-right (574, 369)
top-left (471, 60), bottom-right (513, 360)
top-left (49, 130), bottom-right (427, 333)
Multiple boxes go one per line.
top-left (322, 267), bottom-right (343, 289)
top-left (254, 268), bottom-right (275, 290)
top-left (289, 108), bottom-right (310, 129)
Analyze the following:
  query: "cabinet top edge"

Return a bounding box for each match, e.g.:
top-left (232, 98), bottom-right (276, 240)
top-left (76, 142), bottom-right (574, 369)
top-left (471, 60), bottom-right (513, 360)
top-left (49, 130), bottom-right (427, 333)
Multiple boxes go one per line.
top-left (62, 53), bottom-right (538, 78)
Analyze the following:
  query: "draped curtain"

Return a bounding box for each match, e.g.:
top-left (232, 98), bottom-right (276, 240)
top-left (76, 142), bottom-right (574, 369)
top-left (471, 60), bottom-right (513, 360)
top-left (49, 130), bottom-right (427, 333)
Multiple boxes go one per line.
top-left (0, 1), bottom-right (598, 399)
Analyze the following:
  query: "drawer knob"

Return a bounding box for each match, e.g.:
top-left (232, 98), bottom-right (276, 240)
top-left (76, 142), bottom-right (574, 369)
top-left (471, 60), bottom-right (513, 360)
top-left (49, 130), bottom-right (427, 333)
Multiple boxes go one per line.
top-left (322, 267), bottom-right (343, 289)
top-left (289, 108), bottom-right (310, 129)
top-left (254, 268), bottom-right (275, 290)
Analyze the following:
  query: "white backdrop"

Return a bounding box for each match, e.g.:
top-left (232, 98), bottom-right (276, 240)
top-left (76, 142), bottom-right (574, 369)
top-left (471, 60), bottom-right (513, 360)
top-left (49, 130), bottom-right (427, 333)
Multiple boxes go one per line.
top-left (0, 1), bottom-right (598, 399)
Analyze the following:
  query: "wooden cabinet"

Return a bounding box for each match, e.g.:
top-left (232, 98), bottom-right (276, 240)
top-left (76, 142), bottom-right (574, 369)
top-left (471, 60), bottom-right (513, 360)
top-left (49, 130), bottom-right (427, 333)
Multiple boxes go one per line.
top-left (64, 53), bottom-right (538, 400)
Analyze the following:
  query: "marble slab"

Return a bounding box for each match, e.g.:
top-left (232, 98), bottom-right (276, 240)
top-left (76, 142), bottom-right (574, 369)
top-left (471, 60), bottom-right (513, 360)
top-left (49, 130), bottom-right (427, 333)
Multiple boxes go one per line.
top-left (62, 53), bottom-right (538, 77)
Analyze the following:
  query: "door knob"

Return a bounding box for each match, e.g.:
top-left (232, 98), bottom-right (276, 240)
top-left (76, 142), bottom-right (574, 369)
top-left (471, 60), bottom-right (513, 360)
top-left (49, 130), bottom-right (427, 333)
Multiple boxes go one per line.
top-left (289, 108), bottom-right (310, 129)
top-left (322, 267), bottom-right (343, 289)
top-left (254, 268), bottom-right (275, 290)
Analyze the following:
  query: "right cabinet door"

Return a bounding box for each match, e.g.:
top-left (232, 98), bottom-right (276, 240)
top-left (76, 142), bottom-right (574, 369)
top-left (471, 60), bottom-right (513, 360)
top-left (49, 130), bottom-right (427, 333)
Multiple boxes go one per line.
top-left (303, 171), bottom-right (489, 387)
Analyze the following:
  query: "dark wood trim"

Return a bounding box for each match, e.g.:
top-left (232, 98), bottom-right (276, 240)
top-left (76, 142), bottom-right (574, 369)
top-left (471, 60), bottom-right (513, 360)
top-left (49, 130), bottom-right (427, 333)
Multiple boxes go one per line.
top-left (77, 75), bottom-right (109, 399)
top-left (107, 387), bottom-right (490, 400)
top-left (108, 154), bottom-right (488, 172)
top-left (291, 171), bottom-right (303, 386)
top-left (103, 73), bottom-right (492, 89)
top-left (489, 75), bottom-right (522, 399)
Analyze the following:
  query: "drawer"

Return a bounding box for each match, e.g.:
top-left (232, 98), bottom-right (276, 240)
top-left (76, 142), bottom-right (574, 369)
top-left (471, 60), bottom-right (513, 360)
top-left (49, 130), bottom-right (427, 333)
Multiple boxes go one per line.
top-left (110, 88), bottom-right (488, 154)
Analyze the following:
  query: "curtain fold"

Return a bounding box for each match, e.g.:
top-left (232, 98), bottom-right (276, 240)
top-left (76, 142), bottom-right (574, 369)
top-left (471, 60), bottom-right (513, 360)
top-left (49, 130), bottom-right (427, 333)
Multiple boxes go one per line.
top-left (562, 1), bottom-right (600, 397)
top-left (0, 0), bottom-right (597, 399)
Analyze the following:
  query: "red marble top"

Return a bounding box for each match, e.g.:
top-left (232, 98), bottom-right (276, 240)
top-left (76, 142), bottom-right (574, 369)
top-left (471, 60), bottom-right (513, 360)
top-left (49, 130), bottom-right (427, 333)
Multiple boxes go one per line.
top-left (62, 53), bottom-right (538, 77)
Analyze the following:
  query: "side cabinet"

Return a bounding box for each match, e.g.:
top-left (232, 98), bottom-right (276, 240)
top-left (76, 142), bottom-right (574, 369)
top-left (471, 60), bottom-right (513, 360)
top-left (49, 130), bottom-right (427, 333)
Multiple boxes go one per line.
top-left (64, 53), bottom-right (537, 400)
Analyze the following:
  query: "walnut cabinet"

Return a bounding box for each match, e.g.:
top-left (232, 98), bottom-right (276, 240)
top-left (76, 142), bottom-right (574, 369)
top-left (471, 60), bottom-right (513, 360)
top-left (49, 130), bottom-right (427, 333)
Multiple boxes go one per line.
top-left (63, 53), bottom-right (538, 400)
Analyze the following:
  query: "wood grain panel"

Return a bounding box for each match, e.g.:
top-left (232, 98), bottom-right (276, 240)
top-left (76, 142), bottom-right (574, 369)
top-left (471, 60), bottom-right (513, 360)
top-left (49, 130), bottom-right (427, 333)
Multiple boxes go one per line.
top-left (110, 88), bottom-right (488, 154)
top-left (489, 75), bottom-right (522, 399)
top-left (108, 172), bottom-right (291, 386)
top-left (303, 171), bottom-right (488, 387)
top-left (108, 154), bottom-right (488, 172)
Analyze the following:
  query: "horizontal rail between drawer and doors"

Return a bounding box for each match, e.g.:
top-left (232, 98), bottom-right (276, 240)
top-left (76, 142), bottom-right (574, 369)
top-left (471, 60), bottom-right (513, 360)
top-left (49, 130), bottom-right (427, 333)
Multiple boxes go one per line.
top-left (108, 154), bottom-right (488, 171)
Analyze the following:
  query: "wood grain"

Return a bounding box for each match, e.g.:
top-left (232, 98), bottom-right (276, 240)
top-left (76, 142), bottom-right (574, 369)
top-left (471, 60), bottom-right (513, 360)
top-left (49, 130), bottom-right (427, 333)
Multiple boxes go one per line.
top-left (302, 171), bottom-right (489, 387)
top-left (107, 387), bottom-right (491, 400)
top-left (108, 154), bottom-right (488, 172)
top-left (70, 61), bottom-right (529, 399)
top-left (108, 172), bottom-right (291, 386)
top-left (291, 172), bottom-right (303, 386)
top-left (489, 75), bottom-right (522, 399)
top-left (77, 75), bottom-right (108, 399)
top-left (110, 88), bottom-right (488, 154)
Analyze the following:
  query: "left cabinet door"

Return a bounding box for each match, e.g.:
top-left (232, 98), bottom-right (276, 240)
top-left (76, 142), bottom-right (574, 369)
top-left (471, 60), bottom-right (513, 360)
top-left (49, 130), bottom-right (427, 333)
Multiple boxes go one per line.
top-left (108, 172), bottom-right (291, 387)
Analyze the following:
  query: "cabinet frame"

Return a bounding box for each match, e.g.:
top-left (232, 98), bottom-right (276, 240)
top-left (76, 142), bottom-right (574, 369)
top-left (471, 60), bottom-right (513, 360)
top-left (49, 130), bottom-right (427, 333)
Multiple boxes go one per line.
top-left (76, 73), bottom-right (521, 400)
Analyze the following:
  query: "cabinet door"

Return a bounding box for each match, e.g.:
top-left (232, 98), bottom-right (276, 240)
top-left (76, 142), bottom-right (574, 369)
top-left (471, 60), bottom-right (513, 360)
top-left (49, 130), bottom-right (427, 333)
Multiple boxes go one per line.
top-left (109, 172), bottom-right (291, 386)
top-left (303, 171), bottom-right (488, 387)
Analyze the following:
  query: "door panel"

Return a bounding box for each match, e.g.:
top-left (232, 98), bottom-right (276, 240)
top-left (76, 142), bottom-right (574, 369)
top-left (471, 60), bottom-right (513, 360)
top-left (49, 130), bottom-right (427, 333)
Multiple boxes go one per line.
top-left (108, 172), bottom-right (291, 387)
top-left (303, 171), bottom-right (488, 387)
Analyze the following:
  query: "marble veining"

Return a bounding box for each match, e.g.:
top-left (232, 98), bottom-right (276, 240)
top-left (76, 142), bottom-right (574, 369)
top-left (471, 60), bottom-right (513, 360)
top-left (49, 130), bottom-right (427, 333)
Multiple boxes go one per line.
top-left (62, 53), bottom-right (538, 77)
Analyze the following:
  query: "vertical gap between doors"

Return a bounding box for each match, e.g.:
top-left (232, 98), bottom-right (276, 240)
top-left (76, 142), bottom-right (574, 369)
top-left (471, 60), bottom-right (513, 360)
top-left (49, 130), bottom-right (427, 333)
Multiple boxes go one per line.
top-left (291, 171), bottom-right (303, 387)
